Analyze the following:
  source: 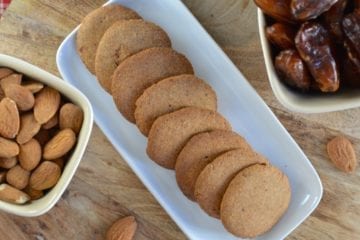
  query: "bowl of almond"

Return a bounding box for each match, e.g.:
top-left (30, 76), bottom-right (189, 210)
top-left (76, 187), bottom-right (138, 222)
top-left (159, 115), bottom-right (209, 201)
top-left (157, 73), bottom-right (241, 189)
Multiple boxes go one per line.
top-left (0, 54), bottom-right (93, 217)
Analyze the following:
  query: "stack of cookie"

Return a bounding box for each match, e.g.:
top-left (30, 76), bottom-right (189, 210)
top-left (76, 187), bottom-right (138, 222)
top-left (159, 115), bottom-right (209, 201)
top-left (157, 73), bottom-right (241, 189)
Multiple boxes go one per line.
top-left (76, 4), bottom-right (291, 238)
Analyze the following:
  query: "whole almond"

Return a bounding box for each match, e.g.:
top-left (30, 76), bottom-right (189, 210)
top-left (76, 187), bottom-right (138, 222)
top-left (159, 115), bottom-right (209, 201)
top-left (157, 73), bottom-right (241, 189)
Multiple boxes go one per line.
top-left (3, 84), bottom-right (35, 111)
top-left (34, 87), bottom-right (61, 124)
top-left (106, 216), bottom-right (137, 240)
top-left (327, 136), bottom-right (357, 173)
top-left (30, 161), bottom-right (61, 190)
top-left (59, 103), bottom-right (84, 134)
top-left (42, 113), bottom-right (58, 130)
top-left (0, 157), bottom-right (17, 169)
top-left (0, 137), bottom-right (19, 158)
top-left (23, 185), bottom-right (44, 200)
top-left (0, 97), bottom-right (20, 139)
top-left (19, 138), bottom-right (41, 171)
top-left (6, 165), bottom-right (30, 190)
top-left (0, 74), bottom-right (22, 90)
top-left (0, 68), bottom-right (13, 79)
top-left (43, 128), bottom-right (76, 160)
top-left (0, 171), bottom-right (6, 183)
top-left (16, 113), bottom-right (41, 144)
top-left (0, 183), bottom-right (30, 204)
top-left (22, 82), bottom-right (44, 94)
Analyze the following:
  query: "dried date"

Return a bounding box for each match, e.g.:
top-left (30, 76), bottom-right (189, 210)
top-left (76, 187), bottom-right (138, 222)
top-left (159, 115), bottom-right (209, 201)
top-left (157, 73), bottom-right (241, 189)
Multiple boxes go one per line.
top-left (255, 0), bottom-right (295, 24)
top-left (275, 49), bottom-right (312, 91)
top-left (295, 22), bottom-right (340, 92)
top-left (342, 10), bottom-right (360, 70)
top-left (266, 23), bottom-right (296, 49)
top-left (323, 0), bottom-right (348, 43)
top-left (291, 0), bottom-right (339, 21)
top-left (343, 55), bottom-right (360, 87)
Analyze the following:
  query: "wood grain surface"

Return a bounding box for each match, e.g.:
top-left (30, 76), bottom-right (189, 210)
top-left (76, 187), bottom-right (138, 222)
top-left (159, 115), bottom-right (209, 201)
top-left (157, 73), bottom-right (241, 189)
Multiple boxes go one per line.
top-left (0, 0), bottom-right (359, 239)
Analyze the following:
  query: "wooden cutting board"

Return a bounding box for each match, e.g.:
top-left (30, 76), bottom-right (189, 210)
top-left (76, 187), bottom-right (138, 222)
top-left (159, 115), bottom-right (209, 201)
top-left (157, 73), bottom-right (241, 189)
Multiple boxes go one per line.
top-left (0, 0), bottom-right (359, 239)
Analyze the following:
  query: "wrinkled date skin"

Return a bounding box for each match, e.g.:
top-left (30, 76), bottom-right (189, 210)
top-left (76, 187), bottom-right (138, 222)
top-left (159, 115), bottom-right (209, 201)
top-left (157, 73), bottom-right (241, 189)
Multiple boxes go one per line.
top-left (266, 23), bottom-right (296, 49)
top-left (295, 22), bottom-right (340, 92)
top-left (342, 10), bottom-right (360, 70)
top-left (343, 55), bottom-right (360, 87)
top-left (291, 0), bottom-right (339, 21)
top-left (275, 49), bottom-right (312, 90)
top-left (255, 0), bottom-right (296, 23)
top-left (323, 0), bottom-right (348, 42)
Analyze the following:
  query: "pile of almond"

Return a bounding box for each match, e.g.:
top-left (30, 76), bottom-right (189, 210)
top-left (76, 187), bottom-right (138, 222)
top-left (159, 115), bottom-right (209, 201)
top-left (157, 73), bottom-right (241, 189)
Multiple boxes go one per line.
top-left (0, 67), bottom-right (84, 204)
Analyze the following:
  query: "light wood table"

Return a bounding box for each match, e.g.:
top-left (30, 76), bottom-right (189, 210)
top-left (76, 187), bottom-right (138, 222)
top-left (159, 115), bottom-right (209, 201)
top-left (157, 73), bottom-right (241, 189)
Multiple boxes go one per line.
top-left (0, 0), bottom-right (359, 239)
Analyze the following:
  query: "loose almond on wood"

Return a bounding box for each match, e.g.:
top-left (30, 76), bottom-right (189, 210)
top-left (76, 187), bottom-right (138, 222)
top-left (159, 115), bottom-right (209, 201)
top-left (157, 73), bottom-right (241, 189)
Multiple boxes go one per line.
top-left (6, 165), bottom-right (30, 190)
top-left (59, 103), bottom-right (84, 134)
top-left (34, 86), bottom-right (61, 124)
top-left (16, 113), bottom-right (41, 144)
top-left (19, 138), bottom-right (42, 171)
top-left (43, 128), bottom-right (76, 160)
top-left (3, 84), bottom-right (35, 111)
top-left (30, 161), bottom-right (61, 190)
top-left (0, 183), bottom-right (30, 204)
top-left (106, 216), bottom-right (137, 240)
top-left (327, 136), bottom-right (357, 173)
top-left (0, 137), bottom-right (19, 158)
top-left (0, 97), bottom-right (20, 139)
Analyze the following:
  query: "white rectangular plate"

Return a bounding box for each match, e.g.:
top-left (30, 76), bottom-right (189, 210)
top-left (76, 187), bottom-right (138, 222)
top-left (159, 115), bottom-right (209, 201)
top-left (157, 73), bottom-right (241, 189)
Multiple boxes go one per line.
top-left (56, 0), bottom-right (323, 239)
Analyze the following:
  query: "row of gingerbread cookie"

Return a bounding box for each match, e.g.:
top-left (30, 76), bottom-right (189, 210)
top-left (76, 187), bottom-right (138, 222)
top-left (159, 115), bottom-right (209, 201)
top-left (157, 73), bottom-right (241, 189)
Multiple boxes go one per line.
top-left (76, 4), bottom-right (291, 239)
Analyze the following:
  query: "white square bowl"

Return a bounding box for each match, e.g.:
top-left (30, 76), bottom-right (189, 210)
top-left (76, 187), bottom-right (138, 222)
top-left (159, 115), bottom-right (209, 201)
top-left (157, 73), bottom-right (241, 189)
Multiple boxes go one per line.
top-left (0, 54), bottom-right (93, 217)
top-left (258, 9), bottom-right (360, 113)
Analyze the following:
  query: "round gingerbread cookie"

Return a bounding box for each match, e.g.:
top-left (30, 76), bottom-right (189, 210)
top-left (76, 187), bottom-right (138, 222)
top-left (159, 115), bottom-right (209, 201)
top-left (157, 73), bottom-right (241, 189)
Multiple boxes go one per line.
top-left (194, 149), bottom-right (268, 218)
top-left (76, 5), bottom-right (140, 74)
top-left (112, 47), bottom-right (193, 123)
top-left (220, 164), bottom-right (291, 238)
top-left (147, 107), bottom-right (231, 169)
top-left (175, 130), bottom-right (252, 201)
top-left (134, 74), bottom-right (217, 136)
top-left (95, 19), bottom-right (171, 92)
